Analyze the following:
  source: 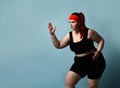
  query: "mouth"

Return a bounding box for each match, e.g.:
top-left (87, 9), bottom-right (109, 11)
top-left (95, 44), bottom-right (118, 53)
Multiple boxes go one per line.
top-left (71, 26), bottom-right (73, 28)
top-left (71, 27), bottom-right (75, 30)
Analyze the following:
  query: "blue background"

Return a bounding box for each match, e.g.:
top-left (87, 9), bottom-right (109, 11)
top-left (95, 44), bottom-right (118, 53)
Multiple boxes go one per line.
top-left (0, 0), bottom-right (120, 88)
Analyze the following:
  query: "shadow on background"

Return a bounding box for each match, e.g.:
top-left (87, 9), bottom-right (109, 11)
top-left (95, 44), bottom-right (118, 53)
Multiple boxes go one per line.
top-left (76, 46), bottom-right (120, 88)
top-left (100, 47), bottom-right (120, 88)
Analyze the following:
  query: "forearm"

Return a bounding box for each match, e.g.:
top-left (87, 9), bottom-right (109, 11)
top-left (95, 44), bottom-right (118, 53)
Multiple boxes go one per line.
top-left (50, 33), bottom-right (60, 49)
top-left (97, 39), bottom-right (104, 52)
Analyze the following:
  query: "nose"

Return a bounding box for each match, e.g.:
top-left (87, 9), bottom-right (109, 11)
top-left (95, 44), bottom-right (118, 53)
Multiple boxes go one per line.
top-left (70, 23), bottom-right (72, 27)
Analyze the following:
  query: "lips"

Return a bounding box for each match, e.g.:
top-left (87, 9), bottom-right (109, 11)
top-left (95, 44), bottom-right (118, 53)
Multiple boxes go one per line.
top-left (71, 26), bottom-right (73, 28)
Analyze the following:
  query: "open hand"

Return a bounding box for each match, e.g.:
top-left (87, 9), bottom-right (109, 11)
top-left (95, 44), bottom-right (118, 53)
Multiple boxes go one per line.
top-left (92, 51), bottom-right (100, 61)
top-left (48, 22), bottom-right (56, 34)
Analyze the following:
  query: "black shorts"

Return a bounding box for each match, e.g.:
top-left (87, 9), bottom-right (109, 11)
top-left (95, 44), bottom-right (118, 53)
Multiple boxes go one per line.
top-left (70, 53), bottom-right (106, 79)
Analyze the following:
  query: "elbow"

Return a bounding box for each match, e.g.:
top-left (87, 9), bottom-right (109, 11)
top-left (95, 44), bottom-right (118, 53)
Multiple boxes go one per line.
top-left (55, 44), bottom-right (64, 49)
top-left (97, 38), bottom-right (104, 46)
top-left (99, 38), bottom-right (104, 48)
top-left (101, 38), bottom-right (105, 45)
top-left (54, 43), bottom-right (62, 49)
top-left (55, 46), bottom-right (61, 49)
top-left (55, 45), bottom-right (63, 49)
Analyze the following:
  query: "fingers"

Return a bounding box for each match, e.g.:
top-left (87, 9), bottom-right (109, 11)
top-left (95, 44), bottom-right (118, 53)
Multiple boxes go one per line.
top-left (92, 52), bottom-right (100, 61)
top-left (48, 22), bottom-right (52, 27)
top-left (48, 22), bottom-right (56, 34)
top-left (48, 22), bottom-right (53, 29)
top-left (92, 55), bottom-right (98, 61)
top-left (51, 26), bottom-right (56, 34)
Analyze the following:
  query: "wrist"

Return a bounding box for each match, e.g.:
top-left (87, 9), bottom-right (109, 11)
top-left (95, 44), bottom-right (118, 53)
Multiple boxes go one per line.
top-left (96, 51), bottom-right (101, 53)
top-left (50, 32), bottom-right (55, 35)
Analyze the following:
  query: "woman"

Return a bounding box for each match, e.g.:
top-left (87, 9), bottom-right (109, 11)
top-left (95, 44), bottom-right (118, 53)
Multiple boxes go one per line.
top-left (48, 12), bottom-right (106, 88)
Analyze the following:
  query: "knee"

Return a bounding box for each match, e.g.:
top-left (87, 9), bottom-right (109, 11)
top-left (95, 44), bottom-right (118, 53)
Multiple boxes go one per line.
top-left (88, 82), bottom-right (98, 88)
top-left (88, 79), bottom-right (99, 88)
top-left (65, 76), bottom-right (75, 88)
top-left (88, 84), bottom-right (96, 88)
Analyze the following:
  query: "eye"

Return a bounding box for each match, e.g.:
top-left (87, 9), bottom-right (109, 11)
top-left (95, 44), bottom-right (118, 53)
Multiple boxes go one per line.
top-left (69, 20), bottom-right (76, 23)
top-left (72, 21), bottom-right (75, 23)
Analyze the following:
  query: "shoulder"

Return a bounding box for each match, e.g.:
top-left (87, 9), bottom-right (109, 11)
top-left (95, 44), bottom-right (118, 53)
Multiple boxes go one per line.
top-left (88, 28), bottom-right (99, 36)
top-left (88, 28), bottom-right (96, 34)
top-left (66, 32), bottom-right (70, 36)
top-left (67, 31), bottom-right (72, 36)
top-left (64, 32), bottom-right (71, 40)
top-left (87, 28), bottom-right (98, 39)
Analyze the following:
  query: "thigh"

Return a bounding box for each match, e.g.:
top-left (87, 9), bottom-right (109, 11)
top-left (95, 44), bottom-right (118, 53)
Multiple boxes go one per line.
top-left (65, 71), bottom-right (82, 86)
top-left (88, 53), bottom-right (106, 79)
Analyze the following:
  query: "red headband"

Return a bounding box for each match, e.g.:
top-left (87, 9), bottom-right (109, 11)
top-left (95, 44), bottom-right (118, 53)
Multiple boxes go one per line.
top-left (69, 14), bottom-right (80, 22)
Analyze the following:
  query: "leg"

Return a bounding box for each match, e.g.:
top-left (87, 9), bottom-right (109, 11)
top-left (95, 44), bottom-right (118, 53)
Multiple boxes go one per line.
top-left (65, 71), bottom-right (82, 88)
top-left (88, 79), bottom-right (99, 88)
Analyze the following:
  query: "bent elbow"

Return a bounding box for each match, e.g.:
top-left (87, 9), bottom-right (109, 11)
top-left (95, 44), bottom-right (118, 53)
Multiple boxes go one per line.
top-left (54, 44), bottom-right (61, 49)
top-left (55, 46), bottom-right (61, 49)
top-left (54, 44), bottom-right (63, 49)
top-left (100, 39), bottom-right (104, 48)
top-left (101, 38), bottom-right (105, 44)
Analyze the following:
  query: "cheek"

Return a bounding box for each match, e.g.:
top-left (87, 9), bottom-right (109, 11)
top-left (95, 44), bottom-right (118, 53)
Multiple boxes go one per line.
top-left (73, 24), bottom-right (78, 27)
top-left (76, 23), bottom-right (80, 27)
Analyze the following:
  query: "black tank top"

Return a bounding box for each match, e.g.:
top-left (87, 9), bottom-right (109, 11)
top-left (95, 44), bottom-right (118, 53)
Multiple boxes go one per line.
top-left (69, 29), bottom-right (95, 54)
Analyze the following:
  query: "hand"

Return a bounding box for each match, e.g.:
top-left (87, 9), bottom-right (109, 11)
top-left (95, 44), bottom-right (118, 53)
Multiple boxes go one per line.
top-left (92, 51), bottom-right (100, 61)
top-left (48, 22), bottom-right (56, 34)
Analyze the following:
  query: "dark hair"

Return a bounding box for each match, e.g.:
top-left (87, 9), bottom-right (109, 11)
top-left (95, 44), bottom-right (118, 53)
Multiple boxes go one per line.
top-left (71, 12), bottom-right (87, 38)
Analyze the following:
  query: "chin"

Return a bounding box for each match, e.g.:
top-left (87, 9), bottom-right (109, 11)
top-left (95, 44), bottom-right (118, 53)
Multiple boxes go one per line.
top-left (71, 27), bottom-right (74, 30)
top-left (72, 28), bottom-right (76, 30)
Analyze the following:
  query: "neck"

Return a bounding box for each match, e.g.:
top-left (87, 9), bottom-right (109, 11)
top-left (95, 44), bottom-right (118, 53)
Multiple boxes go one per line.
top-left (73, 28), bottom-right (80, 33)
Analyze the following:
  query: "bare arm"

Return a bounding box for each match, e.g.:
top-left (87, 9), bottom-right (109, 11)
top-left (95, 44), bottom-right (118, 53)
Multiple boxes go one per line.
top-left (88, 29), bottom-right (104, 52)
top-left (88, 29), bottom-right (104, 61)
top-left (48, 22), bottom-right (70, 49)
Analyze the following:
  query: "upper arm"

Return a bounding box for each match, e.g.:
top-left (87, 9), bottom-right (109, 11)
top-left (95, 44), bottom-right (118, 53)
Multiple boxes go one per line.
top-left (88, 29), bottom-right (104, 43)
top-left (59, 32), bottom-right (70, 48)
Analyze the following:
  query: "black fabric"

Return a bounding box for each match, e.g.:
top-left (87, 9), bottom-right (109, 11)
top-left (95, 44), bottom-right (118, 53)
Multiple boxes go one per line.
top-left (69, 29), bottom-right (95, 54)
top-left (70, 53), bottom-right (106, 79)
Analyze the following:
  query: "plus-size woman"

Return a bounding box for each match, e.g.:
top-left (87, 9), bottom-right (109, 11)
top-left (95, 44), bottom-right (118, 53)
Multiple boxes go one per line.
top-left (48, 12), bottom-right (106, 88)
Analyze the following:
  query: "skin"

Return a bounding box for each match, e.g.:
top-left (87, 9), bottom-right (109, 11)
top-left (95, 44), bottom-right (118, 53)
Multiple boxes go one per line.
top-left (48, 19), bottom-right (104, 88)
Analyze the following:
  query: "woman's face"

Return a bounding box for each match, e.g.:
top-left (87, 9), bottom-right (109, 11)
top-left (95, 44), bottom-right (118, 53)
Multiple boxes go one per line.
top-left (69, 20), bottom-right (79, 30)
